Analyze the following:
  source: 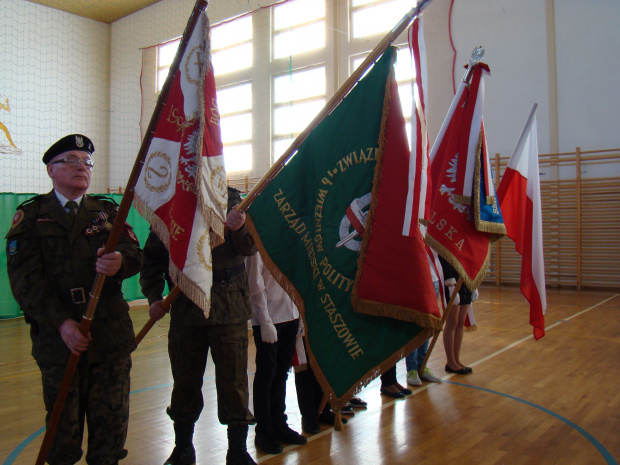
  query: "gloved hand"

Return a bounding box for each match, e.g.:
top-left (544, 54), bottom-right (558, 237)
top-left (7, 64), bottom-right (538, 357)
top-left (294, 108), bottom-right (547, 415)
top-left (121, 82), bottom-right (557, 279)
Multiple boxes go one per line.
top-left (260, 322), bottom-right (278, 343)
top-left (471, 288), bottom-right (479, 302)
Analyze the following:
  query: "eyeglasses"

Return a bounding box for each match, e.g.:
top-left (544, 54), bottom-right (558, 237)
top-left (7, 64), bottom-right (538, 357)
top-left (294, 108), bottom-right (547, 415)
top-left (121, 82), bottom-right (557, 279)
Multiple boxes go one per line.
top-left (51, 158), bottom-right (94, 169)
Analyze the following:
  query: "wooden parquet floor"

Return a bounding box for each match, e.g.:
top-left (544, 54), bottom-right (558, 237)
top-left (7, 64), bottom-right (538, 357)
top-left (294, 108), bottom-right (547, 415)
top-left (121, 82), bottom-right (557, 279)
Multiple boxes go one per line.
top-left (1, 285), bottom-right (619, 465)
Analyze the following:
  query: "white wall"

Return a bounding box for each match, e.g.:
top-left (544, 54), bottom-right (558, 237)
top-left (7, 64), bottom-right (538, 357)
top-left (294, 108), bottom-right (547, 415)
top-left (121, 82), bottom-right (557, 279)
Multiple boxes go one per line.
top-left (2, 0), bottom-right (619, 193)
top-left (0, 0), bottom-right (110, 193)
top-left (554, 0), bottom-right (620, 153)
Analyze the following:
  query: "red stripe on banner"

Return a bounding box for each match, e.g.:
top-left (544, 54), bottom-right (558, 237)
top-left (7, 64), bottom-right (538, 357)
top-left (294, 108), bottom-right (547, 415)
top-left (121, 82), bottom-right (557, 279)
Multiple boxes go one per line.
top-left (356, 75), bottom-right (440, 321)
top-left (152, 71), bottom-right (198, 269)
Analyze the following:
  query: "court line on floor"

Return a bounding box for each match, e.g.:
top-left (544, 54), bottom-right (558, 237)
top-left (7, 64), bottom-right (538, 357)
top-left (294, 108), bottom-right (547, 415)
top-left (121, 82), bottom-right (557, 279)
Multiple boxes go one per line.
top-left (5, 294), bottom-right (618, 465)
top-left (444, 380), bottom-right (618, 465)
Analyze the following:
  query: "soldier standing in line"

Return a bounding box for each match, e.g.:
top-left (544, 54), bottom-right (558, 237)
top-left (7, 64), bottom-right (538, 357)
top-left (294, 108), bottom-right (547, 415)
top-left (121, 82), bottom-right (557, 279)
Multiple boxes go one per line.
top-left (140, 186), bottom-right (257, 465)
top-left (6, 134), bottom-right (143, 465)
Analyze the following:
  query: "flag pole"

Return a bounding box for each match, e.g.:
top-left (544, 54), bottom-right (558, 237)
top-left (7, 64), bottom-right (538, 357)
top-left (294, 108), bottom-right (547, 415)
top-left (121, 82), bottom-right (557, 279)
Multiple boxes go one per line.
top-left (34, 2), bottom-right (208, 463)
top-left (237, 0), bottom-right (434, 211)
top-left (418, 277), bottom-right (463, 376)
top-left (135, 286), bottom-right (182, 344)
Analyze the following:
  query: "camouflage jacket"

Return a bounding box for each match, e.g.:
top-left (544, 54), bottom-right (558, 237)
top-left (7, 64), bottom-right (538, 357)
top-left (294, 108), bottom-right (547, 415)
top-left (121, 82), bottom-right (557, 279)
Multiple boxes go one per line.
top-left (6, 191), bottom-right (143, 364)
top-left (139, 187), bottom-right (257, 326)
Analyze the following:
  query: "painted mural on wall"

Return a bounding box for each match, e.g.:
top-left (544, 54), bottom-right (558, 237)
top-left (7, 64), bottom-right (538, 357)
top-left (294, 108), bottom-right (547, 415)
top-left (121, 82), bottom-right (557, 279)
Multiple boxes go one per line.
top-left (0, 95), bottom-right (21, 155)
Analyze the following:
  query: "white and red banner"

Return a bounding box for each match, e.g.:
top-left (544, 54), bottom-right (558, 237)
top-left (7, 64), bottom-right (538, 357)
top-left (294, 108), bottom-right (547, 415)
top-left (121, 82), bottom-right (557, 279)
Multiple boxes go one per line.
top-left (497, 104), bottom-right (546, 339)
top-left (135, 12), bottom-right (227, 317)
top-left (403, 16), bottom-right (431, 236)
top-left (425, 63), bottom-right (504, 292)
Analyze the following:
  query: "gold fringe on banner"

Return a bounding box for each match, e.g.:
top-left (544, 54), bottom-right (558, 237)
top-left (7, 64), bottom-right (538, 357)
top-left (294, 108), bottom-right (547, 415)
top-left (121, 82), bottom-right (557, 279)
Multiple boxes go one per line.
top-left (350, 52), bottom-right (442, 331)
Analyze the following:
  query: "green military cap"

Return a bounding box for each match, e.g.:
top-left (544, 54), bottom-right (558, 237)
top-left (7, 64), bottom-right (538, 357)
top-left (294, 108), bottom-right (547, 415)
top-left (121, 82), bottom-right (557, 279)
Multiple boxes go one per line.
top-left (43, 134), bottom-right (95, 164)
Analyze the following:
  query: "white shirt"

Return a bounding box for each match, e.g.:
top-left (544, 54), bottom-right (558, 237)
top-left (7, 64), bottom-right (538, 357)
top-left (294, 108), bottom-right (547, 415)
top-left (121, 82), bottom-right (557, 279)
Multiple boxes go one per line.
top-left (54, 190), bottom-right (83, 213)
top-left (245, 253), bottom-right (299, 326)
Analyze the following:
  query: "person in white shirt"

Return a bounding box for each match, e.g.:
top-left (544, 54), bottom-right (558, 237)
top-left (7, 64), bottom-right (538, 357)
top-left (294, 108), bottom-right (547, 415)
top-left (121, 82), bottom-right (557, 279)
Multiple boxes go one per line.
top-left (246, 253), bottom-right (307, 455)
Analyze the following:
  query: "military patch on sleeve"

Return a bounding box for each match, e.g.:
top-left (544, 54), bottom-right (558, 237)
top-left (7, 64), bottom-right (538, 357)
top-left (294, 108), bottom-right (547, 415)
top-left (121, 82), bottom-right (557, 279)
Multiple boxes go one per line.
top-left (123, 224), bottom-right (139, 244)
top-left (10, 210), bottom-right (24, 229)
top-left (7, 239), bottom-right (18, 255)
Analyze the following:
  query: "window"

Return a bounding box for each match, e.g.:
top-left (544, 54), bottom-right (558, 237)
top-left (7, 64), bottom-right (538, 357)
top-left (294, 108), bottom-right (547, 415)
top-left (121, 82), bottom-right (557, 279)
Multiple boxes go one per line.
top-left (218, 82), bottom-right (253, 172)
top-left (150, 0), bottom-right (416, 177)
top-left (273, 0), bottom-right (326, 59)
top-left (211, 15), bottom-right (253, 76)
top-left (351, 0), bottom-right (412, 39)
top-left (157, 39), bottom-right (180, 91)
top-left (273, 66), bottom-right (326, 159)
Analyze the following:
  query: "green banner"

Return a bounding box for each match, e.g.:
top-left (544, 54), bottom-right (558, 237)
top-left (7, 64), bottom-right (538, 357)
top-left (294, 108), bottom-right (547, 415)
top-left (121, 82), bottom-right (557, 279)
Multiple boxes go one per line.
top-left (247, 47), bottom-right (429, 405)
top-left (0, 193), bottom-right (150, 319)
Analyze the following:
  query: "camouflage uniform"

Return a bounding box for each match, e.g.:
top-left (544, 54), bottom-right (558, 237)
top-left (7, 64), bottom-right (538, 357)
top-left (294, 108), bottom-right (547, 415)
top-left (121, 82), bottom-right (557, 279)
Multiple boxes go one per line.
top-left (139, 187), bottom-right (256, 464)
top-left (6, 191), bottom-right (142, 465)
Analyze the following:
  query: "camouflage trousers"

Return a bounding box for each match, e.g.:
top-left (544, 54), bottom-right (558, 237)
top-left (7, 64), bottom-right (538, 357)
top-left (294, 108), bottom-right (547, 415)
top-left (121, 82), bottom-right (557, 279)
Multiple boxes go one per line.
top-left (37, 355), bottom-right (132, 465)
top-left (167, 321), bottom-right (255, 426)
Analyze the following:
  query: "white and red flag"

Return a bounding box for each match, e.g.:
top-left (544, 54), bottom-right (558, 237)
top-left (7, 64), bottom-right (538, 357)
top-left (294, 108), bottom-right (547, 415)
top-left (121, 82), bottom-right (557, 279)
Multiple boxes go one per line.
top-left (135, 12), bottom-right (227, 317)
top-left (425, 61), bottom-right (505, 292)
top-left (497, 103), bottom-right (546, 339)
top-left (402, 16), bottom-right (431, 235)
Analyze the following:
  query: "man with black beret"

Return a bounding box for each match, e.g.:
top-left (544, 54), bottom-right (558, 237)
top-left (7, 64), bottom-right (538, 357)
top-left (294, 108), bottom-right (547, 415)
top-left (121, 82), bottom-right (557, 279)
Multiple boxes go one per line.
top-left (6, 134), bottom-right (142, 464)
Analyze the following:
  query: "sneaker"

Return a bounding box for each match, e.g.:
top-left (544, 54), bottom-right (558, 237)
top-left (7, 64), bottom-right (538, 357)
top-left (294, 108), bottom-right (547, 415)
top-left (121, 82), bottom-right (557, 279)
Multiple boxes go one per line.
top-left (407, 369), bottom-right (422, 386)
top-left (420, 367), bottom-right (442, 383)
top-left (340, 404), bottom-right (355, 416)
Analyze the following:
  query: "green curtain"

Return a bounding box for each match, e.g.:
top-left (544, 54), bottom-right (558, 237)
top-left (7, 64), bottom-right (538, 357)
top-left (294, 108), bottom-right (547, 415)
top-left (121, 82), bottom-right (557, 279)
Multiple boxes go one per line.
top-left (0, 193), bottom-right (151, 319)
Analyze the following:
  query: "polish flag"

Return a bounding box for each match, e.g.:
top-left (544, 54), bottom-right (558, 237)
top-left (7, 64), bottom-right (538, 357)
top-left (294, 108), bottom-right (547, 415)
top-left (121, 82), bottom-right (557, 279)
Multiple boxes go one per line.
top-left (402, 16), bottom-right (431, 236)
top-left (497, 103), bottom-right (546, 339)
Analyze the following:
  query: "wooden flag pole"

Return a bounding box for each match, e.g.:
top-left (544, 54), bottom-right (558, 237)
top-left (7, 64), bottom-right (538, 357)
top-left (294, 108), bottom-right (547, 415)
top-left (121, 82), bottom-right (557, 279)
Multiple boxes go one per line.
top-left (237, 0), bottom-right (433, 212)
top-left (135, 286), bottom-right (182, 344)
top-left (34, 2), bottom-right (208, 463)
top-left (418, 277), bottom-right (463, 376)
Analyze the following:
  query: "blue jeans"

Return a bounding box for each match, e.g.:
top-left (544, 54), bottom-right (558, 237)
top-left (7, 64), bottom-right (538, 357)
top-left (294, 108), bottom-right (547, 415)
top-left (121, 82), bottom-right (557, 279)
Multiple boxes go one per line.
top-left (405, 280), bottom-right (439, 372)
top-left (406, 339), bottom-right (429, 372)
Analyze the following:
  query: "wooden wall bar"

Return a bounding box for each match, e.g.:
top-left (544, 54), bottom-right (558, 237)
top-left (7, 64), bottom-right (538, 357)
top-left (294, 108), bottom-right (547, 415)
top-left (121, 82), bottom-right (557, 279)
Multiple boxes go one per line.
top-left (488, 147), bottom-right (620, 290)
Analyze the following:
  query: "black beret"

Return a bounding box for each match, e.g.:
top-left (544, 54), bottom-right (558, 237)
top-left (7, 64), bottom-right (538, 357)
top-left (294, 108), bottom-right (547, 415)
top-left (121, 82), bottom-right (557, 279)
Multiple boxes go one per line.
top-left (43, 134), bottom-right (95, 164)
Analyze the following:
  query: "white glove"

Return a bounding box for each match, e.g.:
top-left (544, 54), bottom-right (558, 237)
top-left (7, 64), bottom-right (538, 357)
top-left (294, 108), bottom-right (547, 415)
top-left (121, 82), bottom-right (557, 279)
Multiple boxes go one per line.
top-left (471, 288), bottom-right (479, 302)
top-left (260, 322), bottom-right (278, 343)
top-left (447, 285), bottom-right (460, 306)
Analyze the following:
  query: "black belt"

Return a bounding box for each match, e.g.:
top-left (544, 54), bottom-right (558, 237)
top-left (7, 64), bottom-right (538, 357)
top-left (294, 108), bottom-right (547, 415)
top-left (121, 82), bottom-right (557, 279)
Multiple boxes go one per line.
top-left (66, 282), bottom-right (122, 305)
top-left (213, 264), bottom-right (246, 286)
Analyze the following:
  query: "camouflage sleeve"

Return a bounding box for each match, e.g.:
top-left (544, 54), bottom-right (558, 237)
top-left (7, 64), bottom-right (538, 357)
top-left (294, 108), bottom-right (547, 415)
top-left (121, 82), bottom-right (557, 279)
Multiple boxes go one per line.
top-left (5, 209), bottom-right (69, 330)
top-left (229, 224), bottom-right (257, 257)
top-left (139, 230), bottom-right (170, 305)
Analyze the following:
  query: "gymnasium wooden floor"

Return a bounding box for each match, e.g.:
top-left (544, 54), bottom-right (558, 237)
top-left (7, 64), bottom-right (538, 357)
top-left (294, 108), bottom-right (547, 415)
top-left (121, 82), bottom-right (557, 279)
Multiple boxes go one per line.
top-left (1, 285), bottom-right (619, 465)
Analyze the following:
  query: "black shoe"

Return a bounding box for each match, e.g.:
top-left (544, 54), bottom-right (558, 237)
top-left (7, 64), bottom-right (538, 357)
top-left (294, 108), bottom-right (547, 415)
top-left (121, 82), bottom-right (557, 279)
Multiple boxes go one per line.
top-left (380, 387), bottom-right (405, 399)
top-left (273, 424), bottom-right (307, 445)
top-left (340, 404), bottom-right (355, 416)
top-left (349, 397), bottom-right (367, 409)
top-left (318, 410), bottom-right (348, 425)
top-left (301, 416), bottom-right (320, 434)
top-left (254, 432), bottom-right (282, 455)
top-left (445, 364), bottom-right (470, 375)
top-left (164, 445), bottom-right (196, 465)
top-left (226, 450), bottom-right (257, 465)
